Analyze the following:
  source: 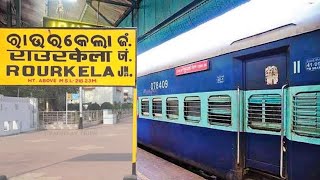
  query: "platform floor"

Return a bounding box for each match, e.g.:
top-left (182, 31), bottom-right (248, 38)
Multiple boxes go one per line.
top-left (0, 117), bottom-right (132, 180)
top-left (0, 116), bottom-right (204, 180)
top-left (137, 148), bottom-right (204, 180)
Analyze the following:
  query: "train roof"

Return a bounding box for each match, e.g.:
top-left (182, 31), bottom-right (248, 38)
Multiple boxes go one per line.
top-left (137, 0), bottom-right (320, 77)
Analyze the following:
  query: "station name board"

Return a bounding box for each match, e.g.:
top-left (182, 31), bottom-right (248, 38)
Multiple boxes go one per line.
top-left (0, 28), bottom-right (136, 86)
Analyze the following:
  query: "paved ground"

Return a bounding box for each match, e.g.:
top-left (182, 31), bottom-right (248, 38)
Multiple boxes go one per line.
top-left (0, 116), bottom-right (204, 180)
top-left (137, 148), bottom-right (204, 180)
top-left (0, 117), bottom-right (132, 180)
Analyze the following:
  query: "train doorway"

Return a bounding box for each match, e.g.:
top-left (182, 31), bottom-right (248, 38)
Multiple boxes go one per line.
top-left (243, 52), bottom-right (287, 177)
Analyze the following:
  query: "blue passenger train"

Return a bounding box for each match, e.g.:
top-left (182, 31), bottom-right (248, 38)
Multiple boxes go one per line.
top-left (137, 1), bottom-right (320, 179)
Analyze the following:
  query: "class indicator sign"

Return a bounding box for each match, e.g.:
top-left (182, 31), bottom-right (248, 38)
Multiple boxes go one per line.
top-left (43, 17), bottom-right (104, 28)
top-left (0, 28), bottom-right (136, 86)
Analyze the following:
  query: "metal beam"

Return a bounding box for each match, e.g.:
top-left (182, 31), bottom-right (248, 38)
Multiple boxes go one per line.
top-left (93, 0), bottom-right (133, 8)
top-left (0, 20), bottom-right (6, 26)
top-left (96, 1), bottom-right (100, 25)
top-left (6, 1), bottom-right (12, 27)
top-left (115, 8), bottom-right (132, 26)
top-left (79, 3), bottom-right (88, 21)
top-left (88, 2), bottom-right (115, 26)
top-left (115, 0), bottom-right (139, 26)
top-left (14, 0), bottom-right (21, 27)
top-left (128, 0), bottom-right (137, 4)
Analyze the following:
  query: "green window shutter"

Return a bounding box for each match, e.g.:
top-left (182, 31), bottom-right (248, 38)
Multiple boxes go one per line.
top-left (152, 98), bottom-right (162, 118)
top-left (184, 96), bottom-right (201, 123)
top-left (166, 97), bottom-right (179, 120)
top-left (141, 98), bottom-right (149, 116)
top-left (293, 92), bottom-right (320, 137)
top-left (208, 95), bottom-right (232, 126)
top-left (247, 94), bottom-right (281, 131)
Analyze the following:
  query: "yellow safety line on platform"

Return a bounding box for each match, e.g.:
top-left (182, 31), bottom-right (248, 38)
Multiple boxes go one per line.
top-left (132, 88), bottom-right (137, 163)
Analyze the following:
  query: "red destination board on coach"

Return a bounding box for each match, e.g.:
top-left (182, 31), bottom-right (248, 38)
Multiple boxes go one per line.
top-left (175, 60), bottom-right (209, 76)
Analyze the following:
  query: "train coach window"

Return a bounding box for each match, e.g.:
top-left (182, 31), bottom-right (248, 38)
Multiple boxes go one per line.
top-left (166, 97), bottom-right (179, 120)
top-left (247, 94), bottom-right (281, 131)
top-left (141, 98), bottom-right (149, 116)
top-left (184, 96), bottom-right (201, 123)
top-left (208, 95), bottom-right (232, 126)
top-left (152, 98), bottom-right (162, 118)
top-left (293, 92), bottom-right (320, 137)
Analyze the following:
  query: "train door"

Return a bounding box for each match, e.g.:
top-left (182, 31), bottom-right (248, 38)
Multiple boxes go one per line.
top-left (243, 53), bottom-right (287, 177)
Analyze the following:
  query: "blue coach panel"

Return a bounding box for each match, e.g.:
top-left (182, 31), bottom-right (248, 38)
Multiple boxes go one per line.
top-left (138, 57), bottom-right (236, 96)
top-left (289, 30), bottom-right (320, 86)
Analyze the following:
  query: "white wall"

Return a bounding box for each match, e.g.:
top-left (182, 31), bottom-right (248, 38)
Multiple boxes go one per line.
top-left (83, 87), bottom-right (123, 105)
top-left (0, 95), bottom-right (38, 136)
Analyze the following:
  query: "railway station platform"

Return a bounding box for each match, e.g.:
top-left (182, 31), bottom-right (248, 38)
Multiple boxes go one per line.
top-left (0, 116), bottom-right (132, 180)
top-left (0, 115), bottom-right (203, 180)
top-left (137, 148), bottom-right (203, 180)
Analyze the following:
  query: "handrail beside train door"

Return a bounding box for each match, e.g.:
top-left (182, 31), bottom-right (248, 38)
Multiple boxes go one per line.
top-left (237, 86), bottom-right (240, 165)
top-left (280, 84), bottom-right (288, 179)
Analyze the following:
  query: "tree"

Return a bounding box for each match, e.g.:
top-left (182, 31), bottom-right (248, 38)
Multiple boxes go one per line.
top-left (122, 103), bottom-right (132, 109)
top-left (113, 102), bottom-right (122, 111)
top-left (101, 102), bottom-right (113, 109)
top-left (0, 86), bottom-right (78, 111)
top-left (68, 103), bottom-right (79, 111)
top-left (88, 103), bottom-right (101, 110)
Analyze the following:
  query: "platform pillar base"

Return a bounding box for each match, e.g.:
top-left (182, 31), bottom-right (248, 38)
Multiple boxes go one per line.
top-left (0, 175), bottom-right (7, 180)
top-left (123, 175), bottom-right (137, 180)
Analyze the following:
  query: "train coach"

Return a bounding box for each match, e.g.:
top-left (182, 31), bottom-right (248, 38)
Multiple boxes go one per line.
top-left (137, 1), bottom-right (320, 180)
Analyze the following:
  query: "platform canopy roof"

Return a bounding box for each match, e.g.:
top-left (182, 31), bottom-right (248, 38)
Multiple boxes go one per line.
top-left (86, 0), bottom-right (136, 26)
top-left (0, 0), bottom-right (137, 27)
top-left (47, 0), bottom-right (137, 27)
